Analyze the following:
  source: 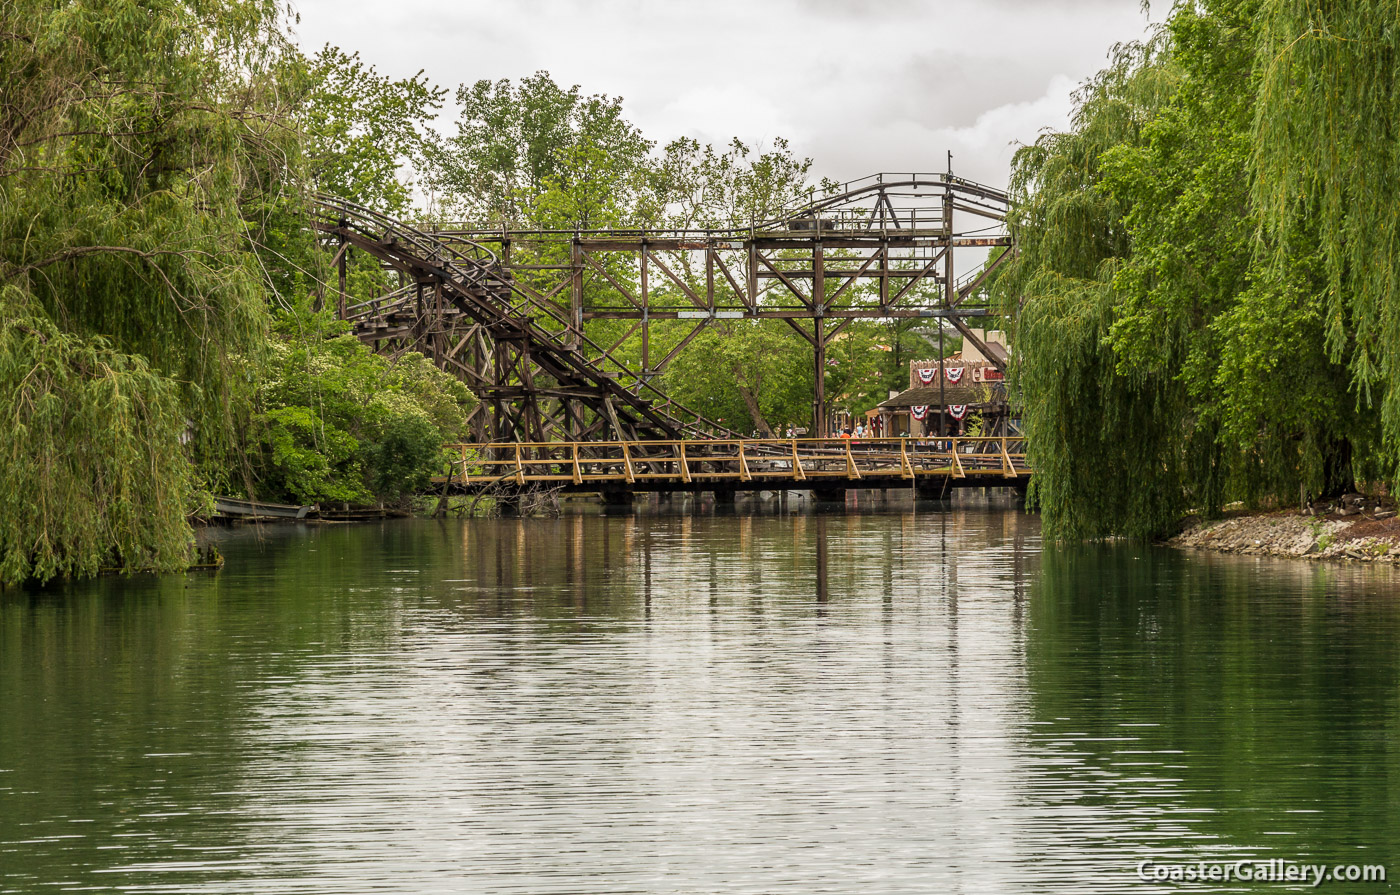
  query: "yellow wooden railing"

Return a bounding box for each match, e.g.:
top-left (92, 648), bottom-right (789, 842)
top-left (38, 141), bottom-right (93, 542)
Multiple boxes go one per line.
top-left (441, 437), bottom-right (1029, 487)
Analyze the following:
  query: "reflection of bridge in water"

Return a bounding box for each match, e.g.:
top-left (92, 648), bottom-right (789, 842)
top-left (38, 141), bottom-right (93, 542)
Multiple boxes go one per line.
top-left (441, 436), bottom-right (1029, 501)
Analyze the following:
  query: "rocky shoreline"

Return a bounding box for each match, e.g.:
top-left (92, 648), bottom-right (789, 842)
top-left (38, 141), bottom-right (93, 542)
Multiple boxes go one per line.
top-left (1169, 495), bottom-right (1400, 562)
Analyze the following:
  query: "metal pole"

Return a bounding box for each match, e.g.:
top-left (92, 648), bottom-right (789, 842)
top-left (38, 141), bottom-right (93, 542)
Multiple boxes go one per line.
top-left (938, 321), bottom-right (946, 438)
top-left (941, 165), bottom-right (954, 439)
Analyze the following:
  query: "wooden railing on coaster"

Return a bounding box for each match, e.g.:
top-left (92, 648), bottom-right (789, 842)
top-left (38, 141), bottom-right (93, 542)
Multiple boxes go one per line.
top-left (441, 437), bottom-right (1029, 490)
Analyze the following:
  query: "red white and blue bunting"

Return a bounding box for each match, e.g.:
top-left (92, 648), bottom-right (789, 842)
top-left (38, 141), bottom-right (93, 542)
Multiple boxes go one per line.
top-left (945, 366), bottom-right (965, 384)
top-left (949, 404), bottom-right (969, 420)
top-left (910, 405), bottom-right (930, 420)
top-left (917, 368), bottom-right (936, 384)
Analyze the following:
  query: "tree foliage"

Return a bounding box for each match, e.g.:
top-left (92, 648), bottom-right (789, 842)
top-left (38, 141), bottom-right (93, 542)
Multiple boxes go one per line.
top-left (1004, 0), bottom-right (1390, 539)
top-left (0, 0), bottom-right (302, 584)
top-left (250, 332), bottom-right (476, 505)
top-left (431, 72), bottom-right (654, 229)
top-left (663, 321), bottom-right (814, 435)
top-left (0, 0), bottom-right (477, 584)
top-left (303, 46), bottom-right (446, 216)
top-left (0, 288), bottom-right (195, 584)
top-left (655, 136), bottom-right (823, 229)
top-left (1253, 0), bottom-right (1400, 463)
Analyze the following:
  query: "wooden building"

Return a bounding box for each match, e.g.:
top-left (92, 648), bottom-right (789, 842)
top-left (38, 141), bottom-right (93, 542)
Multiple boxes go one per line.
top-left (879, 334), bottom-right (1015, 436)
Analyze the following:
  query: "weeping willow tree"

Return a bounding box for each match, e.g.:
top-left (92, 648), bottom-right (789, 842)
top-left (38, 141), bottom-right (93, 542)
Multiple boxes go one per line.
top-left (1253, 0), bottom-right (1400, 473)
top-left (1003, 0), bottom-right (1380, 539)
top-left (0, 0), bottom-right (301, 584)
top-left (1000, 33), bottom-right (1189, 539)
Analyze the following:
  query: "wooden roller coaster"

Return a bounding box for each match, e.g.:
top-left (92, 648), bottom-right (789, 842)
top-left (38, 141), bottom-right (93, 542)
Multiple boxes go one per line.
top-left (313, 169), bottom-right (1014, 452)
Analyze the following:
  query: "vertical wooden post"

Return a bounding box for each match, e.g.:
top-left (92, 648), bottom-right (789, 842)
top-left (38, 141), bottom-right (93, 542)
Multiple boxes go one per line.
top-left (747, 238), bottom-right (758, 309)
top-left (415, 282), bottom-right (424, 359)
top-left (433, 283), bottom-right (443, 364)
top-left (336, 233), bottom-right (347, 319)
top-left (814, 319), bottom-right (826, 437)
top-left (640, 242), bottom-right (649, 374)
top-left (813, 236), bottom-right (826, 436)
top-left (571, 236), bottom-right (583, 349)
top-left (941, 171), bottom-right (954, 440)
top-left (706, 243), bottom-right (715, 310)
top-left (494, 342), bottom-right (510, 442)
top-left (878, 241), bottom-right (889, 309)
top-left (938, 317), bottom-right (946, 439)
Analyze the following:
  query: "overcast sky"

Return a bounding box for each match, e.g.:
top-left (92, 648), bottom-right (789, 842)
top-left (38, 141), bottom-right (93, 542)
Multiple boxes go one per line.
top-left (288, 0), bottom-right (1160, 190)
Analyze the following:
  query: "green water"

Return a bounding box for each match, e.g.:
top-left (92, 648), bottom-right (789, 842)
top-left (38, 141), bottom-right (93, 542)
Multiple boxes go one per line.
top-left (2, 504), bottom-right (1398, 893)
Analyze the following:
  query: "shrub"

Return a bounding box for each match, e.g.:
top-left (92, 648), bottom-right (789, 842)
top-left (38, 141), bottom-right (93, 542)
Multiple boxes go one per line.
top-left (249, 335), bottom-right (475, 505)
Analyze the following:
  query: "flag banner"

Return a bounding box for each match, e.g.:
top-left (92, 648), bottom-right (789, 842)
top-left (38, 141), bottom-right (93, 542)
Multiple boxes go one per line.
top-left (945, 366), bottom-right (965, 383)
top-left (918, 368), bottom-right (936, 384)
top-left (911, 405), bottom-right (929, 420)
top-left (949, 404), bottom-right (968, 420)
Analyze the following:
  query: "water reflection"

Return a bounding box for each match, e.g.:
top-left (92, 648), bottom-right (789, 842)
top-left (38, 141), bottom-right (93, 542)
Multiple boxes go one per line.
top-left (1, 501), bottom-right (1395, 893)
top-left (1019, 546), bottom-right (1400, 891)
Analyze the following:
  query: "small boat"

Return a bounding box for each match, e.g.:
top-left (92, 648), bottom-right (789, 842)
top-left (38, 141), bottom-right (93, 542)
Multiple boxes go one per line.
top-left (213, 497), bottom-right (317, 520)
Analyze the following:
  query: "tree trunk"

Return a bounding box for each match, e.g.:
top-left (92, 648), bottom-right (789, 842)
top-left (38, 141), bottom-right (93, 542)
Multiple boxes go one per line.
top-left (736, 384), bottom-right (772, 436)
top-left (1318, 436), bottom-right (1355, 500)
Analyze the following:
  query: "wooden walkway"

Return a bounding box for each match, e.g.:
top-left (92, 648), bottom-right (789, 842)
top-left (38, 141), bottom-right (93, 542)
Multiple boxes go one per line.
top-left (441, 437), bottom-right (1029, 495)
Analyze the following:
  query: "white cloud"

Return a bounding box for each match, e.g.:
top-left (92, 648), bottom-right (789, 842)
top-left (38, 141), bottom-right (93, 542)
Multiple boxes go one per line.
top-left (288, 0), bottom-right (1159, 190)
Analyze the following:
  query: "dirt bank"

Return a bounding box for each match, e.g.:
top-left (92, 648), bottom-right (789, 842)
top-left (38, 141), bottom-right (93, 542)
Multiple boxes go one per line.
top-left (1169, 496), bottom-right (1400, 562)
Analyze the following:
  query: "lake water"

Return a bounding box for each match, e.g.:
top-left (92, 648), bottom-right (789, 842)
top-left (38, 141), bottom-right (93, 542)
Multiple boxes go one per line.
top-left (3, 496), bottom-right (1398, 893)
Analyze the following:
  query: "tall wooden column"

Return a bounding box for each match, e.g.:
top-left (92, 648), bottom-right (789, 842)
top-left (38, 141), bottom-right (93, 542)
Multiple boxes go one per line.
top-left (813, 237), bottom-right (826, 436)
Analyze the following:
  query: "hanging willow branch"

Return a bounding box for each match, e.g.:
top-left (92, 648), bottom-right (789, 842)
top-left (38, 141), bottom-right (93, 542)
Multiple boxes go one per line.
top-left (999, 1), bottom-right (1383, 539)
top-left (1254, 0), bottom-right (1400, 466)
top-left (0, 0), bottom-right (303, 584)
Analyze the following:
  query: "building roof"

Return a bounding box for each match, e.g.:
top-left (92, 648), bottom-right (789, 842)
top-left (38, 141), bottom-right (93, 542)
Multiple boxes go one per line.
top-left (879, 382), bottom-right (1008, 409)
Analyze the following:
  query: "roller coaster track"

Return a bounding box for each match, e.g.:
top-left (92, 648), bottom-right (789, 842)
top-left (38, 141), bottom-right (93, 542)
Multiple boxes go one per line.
top-left (315, 170), bottom-right (1013, 443)
top-left (312, 197), bottom-right (731, 441)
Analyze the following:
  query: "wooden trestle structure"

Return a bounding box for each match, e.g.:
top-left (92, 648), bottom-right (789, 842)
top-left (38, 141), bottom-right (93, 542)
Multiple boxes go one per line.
top-left (313, 170), bottom-right (1014, 445)
top-left (442, 436), bottom-right (1029, 498)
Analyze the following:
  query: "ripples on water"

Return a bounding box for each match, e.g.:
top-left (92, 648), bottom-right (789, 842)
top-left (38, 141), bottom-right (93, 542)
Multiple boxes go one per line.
top-left (2, 495), bottom-right (1399, 893)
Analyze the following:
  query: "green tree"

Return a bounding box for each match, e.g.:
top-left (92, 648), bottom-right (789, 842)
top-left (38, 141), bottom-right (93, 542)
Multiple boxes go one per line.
top-left (1003, 0), bottom-right (1383, 539)
top-left (240, 45), bottom-right (475, 511)
top-left (662, 321), bottom-right (814, 435)
top-left (304, 47), bottom-right (446, 216)
top-left (0, 0), bottom-right (299, 584)
top-left (256, 45), bottom-right (446, 316)
top-left (1001, 22), bottom-right (1201, 538)
top-left (431, 71), bottom-right (654, 229)
top-left (250, 334), bottom-right (476, 505)
top-left (654, 136), bottom-right (823, 230)
top-left (1253, 0), bottom-right (1400, 473)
